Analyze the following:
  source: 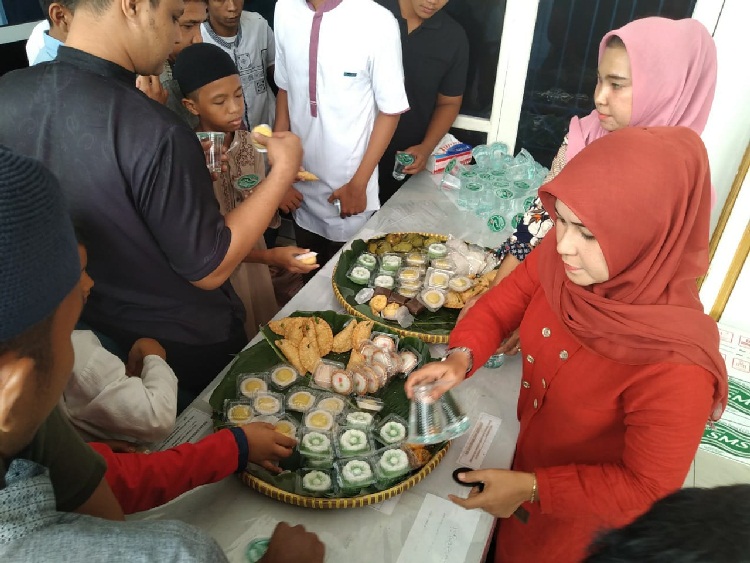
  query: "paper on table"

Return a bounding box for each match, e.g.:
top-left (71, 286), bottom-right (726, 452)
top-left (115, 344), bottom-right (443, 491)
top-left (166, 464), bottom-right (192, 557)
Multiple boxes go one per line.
top-left (154, 406), bottom-right (213, 451)
top-left (457, 412), bottom-right (502, 469)
top-left (369, 495), bottom-right (401, 516)
top-left (397, 493), bottom-right (481, 563)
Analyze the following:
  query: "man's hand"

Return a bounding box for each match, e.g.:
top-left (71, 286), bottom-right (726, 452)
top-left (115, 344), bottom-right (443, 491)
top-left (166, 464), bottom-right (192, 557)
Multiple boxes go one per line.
top-left (135, 75), bottom-right (168, 105)
top-left (126, 338), bottom-right (166, 377)
top-left (279, 186), bottom-right (303, 213)
top-left (253, 131), bottom-right (302, 187)
top-left (240, 422), bottom-right (296, 473)
top-left (401, 144), bottom-right (431, 175)
top-left (259, 522), bottom-right (325, 563)
top-left (267, 246), bottom-right (319, 274)
top-left (328, 179), bottom-right (367, 218)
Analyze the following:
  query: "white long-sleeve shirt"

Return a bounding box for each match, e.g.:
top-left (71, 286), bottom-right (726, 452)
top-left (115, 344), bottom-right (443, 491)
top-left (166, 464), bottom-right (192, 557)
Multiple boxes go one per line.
top-left (60, 330), bottom-right (178, 444)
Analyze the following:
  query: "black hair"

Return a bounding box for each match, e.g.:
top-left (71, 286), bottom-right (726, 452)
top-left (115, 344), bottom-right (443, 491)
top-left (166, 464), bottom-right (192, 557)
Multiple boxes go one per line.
top-left (584, 485), bottom-right (750, 563)
top-left (0, 314), bottom-right (55, 377)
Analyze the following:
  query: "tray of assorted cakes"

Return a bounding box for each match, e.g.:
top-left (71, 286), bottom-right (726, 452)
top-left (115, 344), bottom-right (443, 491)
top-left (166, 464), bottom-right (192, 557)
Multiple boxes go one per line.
top-left (208, 311), bottom-right (450, 508)
top-left (332, 233), bottom-right (500, 344)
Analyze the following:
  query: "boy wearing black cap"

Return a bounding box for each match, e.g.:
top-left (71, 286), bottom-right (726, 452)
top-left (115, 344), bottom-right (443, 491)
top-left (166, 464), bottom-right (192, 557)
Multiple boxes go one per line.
top-left (174, 43), bottom-right (316, 334)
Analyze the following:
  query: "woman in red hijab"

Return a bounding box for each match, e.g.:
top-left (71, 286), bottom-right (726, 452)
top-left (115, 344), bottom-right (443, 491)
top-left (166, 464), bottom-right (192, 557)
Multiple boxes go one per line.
top-left (406, 127), bottom-right (728, 563)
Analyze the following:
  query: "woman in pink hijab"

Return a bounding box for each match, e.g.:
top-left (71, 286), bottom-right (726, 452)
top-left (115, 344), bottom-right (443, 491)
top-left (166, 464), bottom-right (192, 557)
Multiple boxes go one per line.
top-left (467, 17), bottom-right (718, 354)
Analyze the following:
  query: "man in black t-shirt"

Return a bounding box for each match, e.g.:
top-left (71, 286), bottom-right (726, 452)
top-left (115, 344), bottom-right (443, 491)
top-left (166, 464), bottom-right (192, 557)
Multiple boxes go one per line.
top-left (376, 0), bottom-right (469, 203)
top-left (0, 0), bottom-right (302, 405)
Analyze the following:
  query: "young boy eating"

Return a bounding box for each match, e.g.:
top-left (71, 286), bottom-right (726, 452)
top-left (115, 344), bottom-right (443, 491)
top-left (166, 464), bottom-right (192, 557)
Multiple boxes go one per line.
top-left (174, 42), bottom-right (317, 335)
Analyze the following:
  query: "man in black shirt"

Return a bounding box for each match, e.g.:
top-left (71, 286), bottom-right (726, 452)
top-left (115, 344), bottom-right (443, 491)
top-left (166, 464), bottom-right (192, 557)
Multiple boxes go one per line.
top-left (0, 0), bottom-right (302, 404)
top-left (376, 0), bottom-right (469, 203)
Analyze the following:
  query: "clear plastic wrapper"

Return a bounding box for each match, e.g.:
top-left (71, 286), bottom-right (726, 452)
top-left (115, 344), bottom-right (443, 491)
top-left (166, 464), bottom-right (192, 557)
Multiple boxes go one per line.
top-left (251, 391), bottom-right (285, 417)
top-left (398, 347), bottom-right (422, 376)
top-left (312, 359), bottom-right (344, 390)
top-left (425, 268), bottom-right (452, 290)
top-left (331, 368), bottom-right (354, 395)
top-left (298, 428), bottom-right (334, 458)
top-left (355, 396), bottom-right (385, 412)
top-left (236, 373), bottom-right (269, 399)
top-left (335, 427), bottom-right (375, 458)
top-left (373, 445), bottom-right (419, 484)
top-left (315, 393), bottom-right (347, 415)
top-left (356, 252), bottom-right (378, 271)
top-left (418, 288), bottom-right (447, 312)
top-left (335, 457), bottom-right (376, 491)
top-left (379, 253), bottom-right (403, 273)
top-left (395, 306), bottom-right (415, 328)
top-left (304, 408), bottom-right (336, 432)
top-left (426, 242), bottom-right (448, 259)
top-left (224, 399), bottom-right (254, 426)
top-left (404, 251), bottom-right (428, 267)
top-left (371, 273), bottom-right (395, 290)
top-left (297, 468), bottom-right (337, 497)
top-left (370, 332), bottom-right (399, 352)
top-left (268, 364), bottom-right (299, 391)
top-left (354, 287), bottom-right (375, 304)
top-left (448, 275), bottom-right (473, 293)
top-left (431, 256), bottom-right (456, 271)
top-left (286, 387), bottom-right (318, 412)
top-left (375, 413), bottom-right (409, 446)
top-left (347, 265), bottom-right (372, 285)
top-left (340, 409), bottom-right (377, 430)
top-left (396, 266), bottom-right (423, 284)
top-left (273, 414), bottom-right (299, 439)
top-left (395, 285), bottom-right (419, 299)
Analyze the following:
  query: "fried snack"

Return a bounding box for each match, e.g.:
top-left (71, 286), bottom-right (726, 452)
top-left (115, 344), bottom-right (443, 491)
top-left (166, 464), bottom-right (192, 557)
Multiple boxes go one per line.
top-left (296, 169), bottom-right (319, 182)
top-left (352, 320), bottom-right (374, 350)
top-left (407, 445), bottom-right (432, 467)
top-left (332, 320), bottom-right (356, 353)
top-left (444, 291), bottom-right (464, 309)
top-left (313, 317), bottom-right (333, 356)
top-left (369, 295), bottom-right (388, 315)
top-left (276, 339), bottom-right (305, 374)
top-left (268, 317), bottom-right (295, 336)
top-left (285, 317), bottom-right (310, 346)
top-left (299, 335), bottom-right (322, 374)
top-left (460, 284), bottom-right (485, 301)
top-left (347, 348), bottom-right (365, 370)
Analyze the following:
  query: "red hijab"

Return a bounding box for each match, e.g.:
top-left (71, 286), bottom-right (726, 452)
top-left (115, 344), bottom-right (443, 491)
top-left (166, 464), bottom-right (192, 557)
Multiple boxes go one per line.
top-left (538, 127), bottom-right (727, 420)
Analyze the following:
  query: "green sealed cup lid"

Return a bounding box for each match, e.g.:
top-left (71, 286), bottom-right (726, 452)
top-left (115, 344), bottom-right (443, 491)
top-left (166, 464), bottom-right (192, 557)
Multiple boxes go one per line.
top-left (478, 172), bottom-right (493, 181)
top-left (523, 196), bottom-right (537, 211)
top-left (495, 188), bottom-right (514, 199)
top-left (461, 170), bottom-right (477, 179)
top-left (513, 180), bottom-right (531, 191)
top-left (487, 214), bottom-right (506, 232)
top-left (465, 182), bottom-right (483, 192)
top-left (237, 174), bottom-right (261, 190)
top-left (396, 152), bottom-right (416, 166)
top-left (511, 213), bottom-right (524, 229)
top-left (246, 538), bottom-right (271, 563)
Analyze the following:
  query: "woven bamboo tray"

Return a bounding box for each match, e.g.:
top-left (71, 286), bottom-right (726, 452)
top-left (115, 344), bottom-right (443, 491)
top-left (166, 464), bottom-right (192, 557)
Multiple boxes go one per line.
top-left (332, 233), bottom-right (453, 344)
top-left (241, 442), bottom-right (450, 509)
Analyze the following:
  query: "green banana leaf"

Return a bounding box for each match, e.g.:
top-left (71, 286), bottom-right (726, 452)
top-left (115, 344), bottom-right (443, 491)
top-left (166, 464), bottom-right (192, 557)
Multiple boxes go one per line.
top-left (333, 238), bottom-right (460, 335)
top-left (207, 310), bottom-right (444, 497)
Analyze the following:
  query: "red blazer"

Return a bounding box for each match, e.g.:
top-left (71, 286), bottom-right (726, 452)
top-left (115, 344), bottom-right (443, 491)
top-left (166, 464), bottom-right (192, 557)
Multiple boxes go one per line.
top-left (451, 250), bottom-right (715, 563)
top-left (90, 429), bottom-right (239, 514)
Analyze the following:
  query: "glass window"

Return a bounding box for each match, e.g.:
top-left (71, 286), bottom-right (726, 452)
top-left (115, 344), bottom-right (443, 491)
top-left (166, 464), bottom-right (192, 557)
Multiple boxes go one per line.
top-left (445, 1), bottom-right (507, 120)
top-left (515, 0), bottom-right (697, 167)
top-left (449, 127), bottom-right (488, 148)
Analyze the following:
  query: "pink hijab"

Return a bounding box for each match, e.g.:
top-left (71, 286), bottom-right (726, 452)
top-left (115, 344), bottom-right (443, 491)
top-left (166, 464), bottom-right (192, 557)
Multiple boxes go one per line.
top-left (567, 17), bottom-right (717, 161)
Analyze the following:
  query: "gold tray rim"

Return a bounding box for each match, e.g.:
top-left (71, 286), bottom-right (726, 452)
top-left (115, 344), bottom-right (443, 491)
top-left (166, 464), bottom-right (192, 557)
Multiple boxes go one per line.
top-left (241, 442), bottom-right (450, 509)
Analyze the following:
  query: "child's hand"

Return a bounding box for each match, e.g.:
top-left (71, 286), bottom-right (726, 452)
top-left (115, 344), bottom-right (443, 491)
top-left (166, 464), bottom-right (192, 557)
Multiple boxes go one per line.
top-left (259, 522), bottom-right (325, 563)
top-left (126, 338), bottom-right (167, 377)
top-left (268, 246), bottom-right (319, 274)
top-left (240, 422), bottom-right (297, 473)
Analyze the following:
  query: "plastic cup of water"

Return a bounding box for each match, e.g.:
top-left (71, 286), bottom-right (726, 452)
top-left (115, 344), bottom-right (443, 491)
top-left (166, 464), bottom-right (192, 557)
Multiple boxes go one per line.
top-left (393, 152), bottom-right (415, 181)
top-left (196, 132), bottom-right (225, 175)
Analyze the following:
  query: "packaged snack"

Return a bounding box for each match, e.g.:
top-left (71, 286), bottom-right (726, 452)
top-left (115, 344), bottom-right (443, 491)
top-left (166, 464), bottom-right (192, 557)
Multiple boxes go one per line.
top-left (347, 265), bottom-right (372, 285)
top-left (448, 276), bottom-right (473, 293)
top-left (375, 414), bottom-right (408, 446)
top-left (316, 393), bottom-right (347, 415)
top-left (224, 399), bottom-right (254, 425)
top-left (419, 288), bottom-right (446, 312)
top-left (405, 251), bottom-right (428, 267)
top-left (335, 457), bottom-right (376, 490)
top-left (370, 332), bottom-right (399, 352)
top-left (286, 387), bottom-right (318, 412)
top-left (252, 392), bottom-right (284, 417)
top-left (335, 427), bottom-right (375, 458)
top-left (237, 373), bottom-right (269, 399)
top-left (304, 409), bottom-right (336, 432)
top-left (356, 396), bottom-right (385, 412)
top-left (341, 410), bottom-right (376, 430)
top-left (356, 252), bottom-right (378, 271)
top-left (425, 268), bottom-right (452, 290)
top-left (312, 359), bottom-right (344, 390)
top-left (379, 253), bottom-right (402, 273)
top-left (297, 468), bottom-right (336, 497)
top-left (269, 364), bottom-right (299, 391)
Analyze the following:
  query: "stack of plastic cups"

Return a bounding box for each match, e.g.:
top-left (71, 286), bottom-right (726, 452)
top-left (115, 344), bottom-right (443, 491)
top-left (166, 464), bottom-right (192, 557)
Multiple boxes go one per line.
top-left (471, 145), bottom-right (492, 171)
top-left (440, 158), bottom-right (466, 192)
